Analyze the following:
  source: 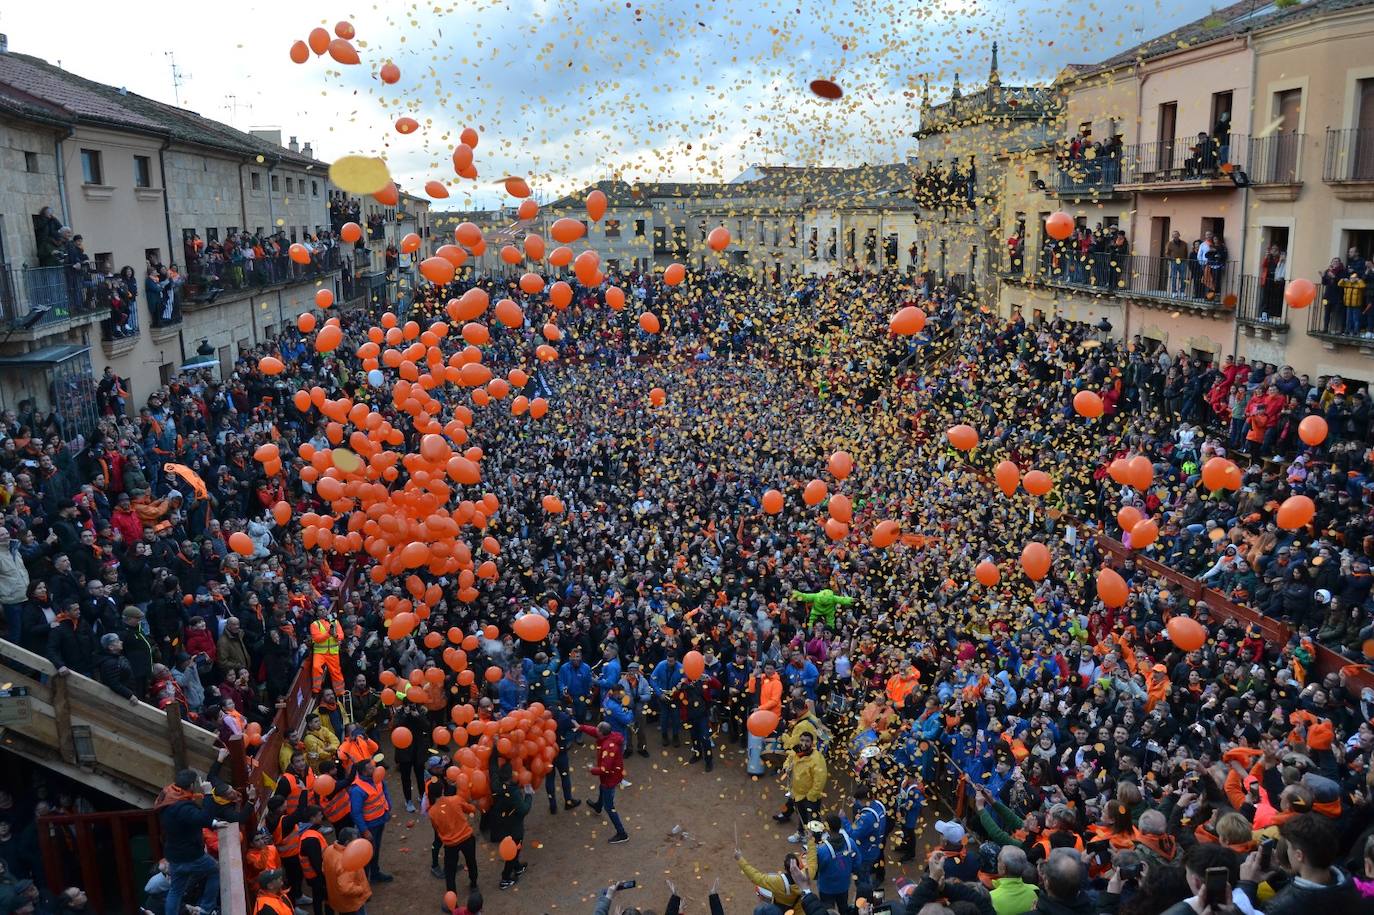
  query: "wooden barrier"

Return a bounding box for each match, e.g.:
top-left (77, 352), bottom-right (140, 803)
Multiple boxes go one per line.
top-left (0, 640), bottom-right (219, 802)
top-left (36, 809), bottom-right (162, 915)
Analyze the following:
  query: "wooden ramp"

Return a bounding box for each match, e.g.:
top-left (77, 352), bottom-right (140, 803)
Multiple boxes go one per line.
top-left (0, 640), bottom-right (219, 804)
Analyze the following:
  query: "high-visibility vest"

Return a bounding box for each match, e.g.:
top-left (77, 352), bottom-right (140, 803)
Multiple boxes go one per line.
top-left (254, 892), bottom-right (293, 915)
top-left (311, 619), bottom-right (342, 654)
top-left (279, 771), bottom-right (314, 818)
top-left (338, 737), bottom-right (375, 768)
top-left (276, 821), bottom-right (304, 859)
top-left (299, 828), bottom-right (327, 880)
top-left (318, 784), bottom-right (351, 824)
top-left (352, 777), bottom-right (389, 823)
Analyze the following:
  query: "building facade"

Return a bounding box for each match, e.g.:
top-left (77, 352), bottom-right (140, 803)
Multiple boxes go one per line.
top-left (0, 48), bottom-right (342, 429)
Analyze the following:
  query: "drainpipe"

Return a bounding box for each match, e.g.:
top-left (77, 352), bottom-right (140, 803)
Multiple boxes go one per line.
top-left (54, 125), bottom-right (75, 227)
top-left (156, 136), bottom-right (174, 266)
top-left (1232, 31), bottom-right (1257, 361)
top-left (237, 160), bottom-right (249, 231)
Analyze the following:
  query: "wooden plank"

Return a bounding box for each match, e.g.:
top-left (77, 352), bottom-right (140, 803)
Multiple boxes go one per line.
top-left (112, 816), bottom-right (135, 915)
top-left (51, 675), bottom-right (75, 764)
top-left (165, 702), bottom-right (188, 773)
top-left (75, 820), bottom-right (103, 915)
top-left (218, 824), bottom-right (248, 915)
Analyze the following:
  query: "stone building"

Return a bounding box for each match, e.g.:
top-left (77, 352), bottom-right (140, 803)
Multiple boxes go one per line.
top-left (0, 45), bottom-right (341, 428)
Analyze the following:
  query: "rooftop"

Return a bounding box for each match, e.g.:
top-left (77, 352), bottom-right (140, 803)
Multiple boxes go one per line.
top-left (0, 49), bottom-right (327, 168)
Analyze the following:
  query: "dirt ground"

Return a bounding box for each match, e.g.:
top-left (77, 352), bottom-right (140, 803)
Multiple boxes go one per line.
top-left (366, 737), bottom-right (941, 915)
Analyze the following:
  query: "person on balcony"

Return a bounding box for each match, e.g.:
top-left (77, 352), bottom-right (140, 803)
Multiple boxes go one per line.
top-left (34, 207), bottom-right (64, 267)
top-left (1322, 258), bottom-right (1349, 332)
top-left (1260, 245), bottom-right (1287, 318)
top-left (1165, 231), bottom-right (1190, 296)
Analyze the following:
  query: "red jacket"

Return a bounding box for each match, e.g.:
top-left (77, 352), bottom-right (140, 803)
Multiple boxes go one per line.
top-left (578, 724), bottom-right (624, 788)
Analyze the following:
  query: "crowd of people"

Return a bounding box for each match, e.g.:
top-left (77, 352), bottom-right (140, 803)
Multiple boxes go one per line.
top-left (0, 259), bottom-right (1373, 915)
top-left (183, 230), bottom-right (341, 301)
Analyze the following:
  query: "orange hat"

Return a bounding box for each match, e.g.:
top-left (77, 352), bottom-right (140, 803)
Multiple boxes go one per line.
top-left (1307, 719), bottom-right (1334, 752)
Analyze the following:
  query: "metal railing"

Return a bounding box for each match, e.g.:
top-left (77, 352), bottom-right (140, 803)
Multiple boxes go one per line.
top-left (98, 282), bottom-right (140, 341)
top-left (1248, 133), bottom-right (1303, 184)
top-left (1054, 155), bottom-right (1123, 194)
top-left (1015, 248), bottom-right (1241, 310)
top-left (191, 246), bottom-right (341, 296)
top-left (1120, 134), bottom-right (1248, 185)
top-left (0, 264), bottom-right (109, 330)
top-left (1235, 274), bottom-right (1288, 329)
top-left (1323, 127), bottom-right (1374, 182)
top-left (1307, 282), bottom-right (1374, 343)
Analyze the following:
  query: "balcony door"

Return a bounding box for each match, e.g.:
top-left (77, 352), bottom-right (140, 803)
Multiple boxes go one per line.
top-left (1272, 89), bottom-right (1302, 182)
top-left (1355, 78), bottom-right (1374, 180)
top-left (1157, 102), bottom-right (1178, 172)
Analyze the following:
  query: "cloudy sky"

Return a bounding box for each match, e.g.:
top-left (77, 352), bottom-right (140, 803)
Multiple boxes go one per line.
top-left (2, 0), bottom-right (1205, 208)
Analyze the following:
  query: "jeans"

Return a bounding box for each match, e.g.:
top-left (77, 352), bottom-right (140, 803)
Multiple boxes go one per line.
top-left (657, 696), bottom-right (681, 741)
top-left (3, 603), bottom-right (23, 645)
top-left (165, 853), bottom-right (219, 915)
top-left (1169, 260), bottom-right (1187, 294)
top-left (591, 786), bottom-right (627, 837)
top-left (366, 823), bottom-right (385, 878)
top-left (1346, 306), bottom-right (1362, 335)
top-left (544, 749), bottom-right (573, 807)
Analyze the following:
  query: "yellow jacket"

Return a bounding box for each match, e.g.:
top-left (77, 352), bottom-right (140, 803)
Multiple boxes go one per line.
top-left (781, 716), bottom-right (819, 751)
top-left (303, 724), bottom-right (340, 770)
top-left (737, 842), bottom-right (817, 908)
top-left (787, 749), bottom-right (828, 803)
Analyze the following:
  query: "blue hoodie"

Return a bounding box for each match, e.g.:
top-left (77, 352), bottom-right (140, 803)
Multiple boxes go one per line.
top-left (557, 659), bottom-right (593, 699)
top-left (650, 659), bottom-right (682, 696)
top-left (815, 831), bottom-right (857, 895)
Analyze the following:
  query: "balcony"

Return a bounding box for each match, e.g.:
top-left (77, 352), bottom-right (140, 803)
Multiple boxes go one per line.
top-left (1307, 290), bottom-right (1374, 352)
top-left (1322, 128), bottom-right (1374, 200)
top-left (1235, 274), bottom-right (1289, 335)
top-left (1006, 249), bottom-right (1241, 316)
top-left (183, 247), bottom-right (342, 309)
top-left (1247, 133), bottom-right (1304, 201)
top-left (1117, 134), bottom-right (1248, 191)
top-left (0, 264), bottom-right (111, 339)
top-left (1049, 157), bottom-right (1127, 201)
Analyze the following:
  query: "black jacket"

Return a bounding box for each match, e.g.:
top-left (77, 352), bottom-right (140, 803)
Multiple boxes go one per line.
top-left (47, 618), bottom-right (97, 676)
top-left (1239, 868), bottom-right (1365, 915)
top-left (96, 648), bottom-right (136, 699)
top-left (117, 622), bottom-right (155, 682)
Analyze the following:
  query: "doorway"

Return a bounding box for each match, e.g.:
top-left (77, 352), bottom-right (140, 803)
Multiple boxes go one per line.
top-left (1211, 91), bottom-right (1234, 154)
top-left (1200, 217), bottom-right (1227, 246)
top-left (1271, 89), bottom-right (1302, 182)
top-left (1150, 216), bottom-right (1171, 258)
top-left (1157, 102), bottom-right (1178, 172)
top-left (1260, 226), bottom-right (1290, 318)
top-left (1355, 78), bottom-right (1374, 180)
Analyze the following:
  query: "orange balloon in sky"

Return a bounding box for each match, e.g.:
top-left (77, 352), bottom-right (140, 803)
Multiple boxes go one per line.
top-left (994, 460), bottom-right (1019, 497)
top-left (707, 226), bottom-right (731, 251)
top-left (664, 263), bottom-right (685, 286)
top-left (1022, 470), bottom-right (1053, 497)
top-left (803, 479), bottom-right (827, 506)
top-left (975, 560), bottom-right (1000, 587)
top-left (503, 177), bottom-right (531, 198)
top-left (586, 189), bottom-right (607, 222)
top-left (638, 312), bottom-right (661, 334)
top-left (1046, 211), bottom-right (1074, 240)
top-left (550, 218), bottom-right (585, 244)
top-left (1020, 542), bottom-right (1051, 580)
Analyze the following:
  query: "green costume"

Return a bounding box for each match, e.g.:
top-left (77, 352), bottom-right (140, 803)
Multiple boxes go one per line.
top-left (790, 588), bottom-right (854, 627)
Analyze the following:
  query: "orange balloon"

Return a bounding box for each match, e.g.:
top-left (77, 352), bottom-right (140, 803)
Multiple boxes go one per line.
top-left (341, 838), bottom-right (373, 871)
top-left (549, 281), bottom-right (573, 310)
top-left (1096, 567), bottom-right (1129, 608)
top-left (272, 501), bottom-right (292, 526)
top-left (994, 460), bottom-right (1020, 497)
top-left (420, 257), bottom-right (456, 285)
top-left (638, 311), bottom-right (661, 334)
top-left (889, 306), bottom-right (926, 335)
top-left (1126, 455), bottom-right (1154, 491)
top-left (605, 286), bottom-right (626, 310)
top-left (872, 519), bottom-right (900, 548)
top-left (340, 222), bottom-right (362, 244)
top-left (828, 493), bottom-right (853, 524)
top-left (1166, 616), bottom-right (1206, 652)
top-left (289, 40), bottom-right (310, 64)
top-left (314, 773), bottom-right (336, 796)
top-left (1276, 495), bottom-right (1315, 531)
top-left (648, 386), bottom-right (666, 406)
top-left (975, 560), bottom-right (1000, 587)
top-left (424, 180), bottom-right (449, 199)
top-left (1022, 470), bottom-right (1052, 497)
top-left (498, 837), bottom-right (519, 861)
top-left (1130, 518), bottom-right (1159, 548)
top-left (391, 726), bottom-right (413, 749)
top-left (541, 495), bottom-right (564, 514)
top-left (327, 38), bottom-right (360, 65)
top-left (682, 650), bottom-right (705, 681)
top-left (315, 289), bottom-right (334, 308)
top-left (258, 356), bottom-right (284, 375)
top-left (947, 424), bottom-right (979, 451)
top-left (550, 218), bottom-right (585, 244)
top-left (823, 518), bottom-right (849, 541)
top-left (761, 489), bottom-right (784, 514)
top-left (1073, 390), bottom-right (1104, 418)
top-left (1107, 458), bottom-right (1131, 485)
top-left (307, 28), bottom-right (330, 55)
top-left (707, 226), bottom-right (731, 252)
top-left (747, 709), bottom-right (779, 737)
top-left (1116, 506), bottom-right (1143, 533)
top-left (1200, 457), bottom-right (1238, 491)
top-left (1045, 211), bottom-right (1074, 240)
top-left (513, 614), bottom-right (550, 642)
top-left (298, 312), bottom-right (317, 333)
top-left (802, 479), bottom-right (827, 506)
top-left (517, 199), bottom-right (538, 220)
top-left (379, 61), bottom-right (400, 84)
top-left (1284, 277), bottom-right (1316, 309)
top-left (485, 665), bottom-right (503, 684)
top-left (1298, 415), bottom-right (1327, 447)
top-left (1020, 542), bottom-right (1051, 581)
top-left (228, 532), bottom-right (254, 556)
top-left (827, 451), bottom-right (854, 480)
top-left (664, 263), bottom-right (685, 286)
top-left (503, 177), bottom-right (531, 198)
top-left (494, 299), bottom-right (524, 329)
top-left (586, 189), bottom-right (607, 222)
top-left (394, 117), bottom-right (419, 135)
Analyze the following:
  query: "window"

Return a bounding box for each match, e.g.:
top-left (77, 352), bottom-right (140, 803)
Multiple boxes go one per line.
top-left (206, 228), bottom-right (218, 242)
top-left (227, 227), bottom-right (239, 237)
top-left (289, 227), bottom-right (297, 242)
top-left (789, 221), bottom-right (797, 248)
top-left (94, 252), bottom-right (113, 273)
top-left (80, 149), bottom-right (103, 185)
top-left (250, 172), bottom-right (261, 190)
top-left (634, 219), bottom-right (646, 237)
top-left (312, 180), bottom-right (319, 196)
top-left (604, 219), bottom-right (621, 238)
top-left (270, 174), bottom-right (280, 192)
top-left (23, 151), bottom-right (38, 173)
top-left (145, 248), bottom-right (161, 266)
top-left (133, 155), bottom-right (152, 188)
top-left (285, 178), bottom-right (294, 193)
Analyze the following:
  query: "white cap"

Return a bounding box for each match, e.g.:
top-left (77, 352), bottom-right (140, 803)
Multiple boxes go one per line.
top-left (934, 820), bottom-right (966, 845)
top-left (1314, 589), bottom-right (1331, 604)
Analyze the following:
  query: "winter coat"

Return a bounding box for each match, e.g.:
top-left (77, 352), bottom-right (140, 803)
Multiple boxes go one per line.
top-left (0, 542), bottom-right (30, 605)
top-left (96, 648), bottom-right (137, 700)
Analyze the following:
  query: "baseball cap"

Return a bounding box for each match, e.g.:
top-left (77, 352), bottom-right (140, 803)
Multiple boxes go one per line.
top-left (934, 820), bottom-right (966, 845)
top-left (1314, 589), bottom-right (1331, 604)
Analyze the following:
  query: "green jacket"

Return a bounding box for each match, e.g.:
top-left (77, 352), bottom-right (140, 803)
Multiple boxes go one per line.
top-left (991, 876), bottom-right (1039, 915)
top-left (978, 799), bottom-right (1026, 849)
top-left (790, 589), bottom-right (854, 626)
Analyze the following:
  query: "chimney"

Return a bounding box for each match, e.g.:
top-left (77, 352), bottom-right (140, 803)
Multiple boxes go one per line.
top-left (0, 35), bottom-right (8, 54)
top-left (288, 136), bottom-right (299, 153)
top-left (302, 142), bottom-right (313, 159)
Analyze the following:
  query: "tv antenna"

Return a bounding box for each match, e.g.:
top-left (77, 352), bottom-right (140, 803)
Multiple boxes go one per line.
top-left (223, 94), bottom-right (253, 126)
top-left (165, 51), bottom-right (188, 106)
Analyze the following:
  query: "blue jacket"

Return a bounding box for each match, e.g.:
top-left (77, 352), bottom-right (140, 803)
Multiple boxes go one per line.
top-left (650, 659), bottom-right (682, 697)
top-left (600, 693), bottom-right (634, 740)
top-left (557, 660), bottom-right (593, 699)
top-left (595, 658), bottom-right (622, 693)
top-left (844, 801), bottom-right (887, 866)
top-left (348, 779), bottom-right (391, 834)
top-left (522, 657), bottom-right (559, 706)
top-left (815, 831), bottom-right (858, 895)
top-left (897, 782), bottom-right (925, 829)
top-left (497, 676), bottom-right (525, 714)
top-left (618, 673), bottom-right (653, 711)
top-left (783, 660), bottom-right (820, 700)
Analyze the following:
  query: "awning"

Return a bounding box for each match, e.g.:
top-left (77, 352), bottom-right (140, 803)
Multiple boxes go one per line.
top-left (0, 344), bottom-right (90, 367)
